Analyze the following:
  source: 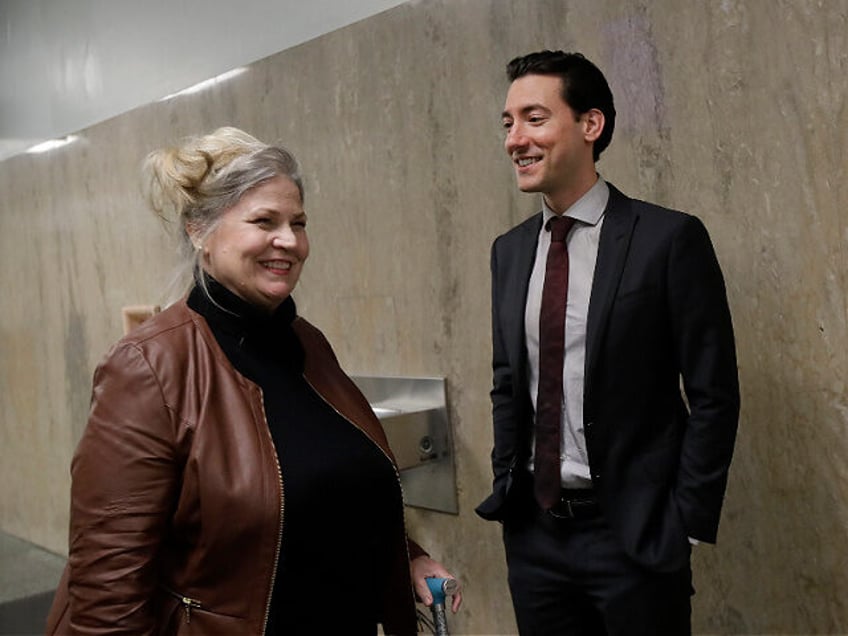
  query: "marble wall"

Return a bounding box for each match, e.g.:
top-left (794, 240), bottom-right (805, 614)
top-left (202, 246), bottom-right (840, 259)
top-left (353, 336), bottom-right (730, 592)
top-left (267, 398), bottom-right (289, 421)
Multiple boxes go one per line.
top-left (1, 0), bottom-right (846, 633)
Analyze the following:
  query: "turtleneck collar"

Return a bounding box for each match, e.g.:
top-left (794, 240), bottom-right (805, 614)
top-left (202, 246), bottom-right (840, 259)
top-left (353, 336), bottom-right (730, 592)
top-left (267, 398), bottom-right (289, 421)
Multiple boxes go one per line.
top-left (187, 275), bottom-right (303, 369)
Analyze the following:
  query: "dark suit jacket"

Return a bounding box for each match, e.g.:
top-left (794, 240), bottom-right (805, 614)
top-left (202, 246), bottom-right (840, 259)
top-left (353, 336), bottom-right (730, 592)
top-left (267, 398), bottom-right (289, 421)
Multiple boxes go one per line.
top-left (476, 183), bottom-right (740, 572)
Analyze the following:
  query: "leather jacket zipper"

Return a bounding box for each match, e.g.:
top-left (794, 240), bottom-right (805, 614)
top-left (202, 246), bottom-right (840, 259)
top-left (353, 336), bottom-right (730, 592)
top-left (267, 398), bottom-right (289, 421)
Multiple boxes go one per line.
top-left (181, 596), bottom-right (202, 624)
top-left (161, 587), bottom-right (203, 625)
top-left (257, 387), bottom-right (285, 636)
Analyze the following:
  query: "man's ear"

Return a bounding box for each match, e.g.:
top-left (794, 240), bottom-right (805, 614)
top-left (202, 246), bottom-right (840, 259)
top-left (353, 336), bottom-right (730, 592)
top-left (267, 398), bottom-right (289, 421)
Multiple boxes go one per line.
top-left (583, 109), bottom-right (605, 143)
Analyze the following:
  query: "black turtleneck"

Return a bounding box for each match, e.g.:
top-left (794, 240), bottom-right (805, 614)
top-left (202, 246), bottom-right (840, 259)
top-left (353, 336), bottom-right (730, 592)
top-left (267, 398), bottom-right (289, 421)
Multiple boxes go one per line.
top-left (187, 279), bottom-right (400, 635)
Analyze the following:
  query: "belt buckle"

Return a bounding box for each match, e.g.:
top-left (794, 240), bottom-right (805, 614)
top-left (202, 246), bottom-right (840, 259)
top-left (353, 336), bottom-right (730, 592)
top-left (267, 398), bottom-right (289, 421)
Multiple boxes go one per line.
top-left (547, 498), bottom-right (575, 520)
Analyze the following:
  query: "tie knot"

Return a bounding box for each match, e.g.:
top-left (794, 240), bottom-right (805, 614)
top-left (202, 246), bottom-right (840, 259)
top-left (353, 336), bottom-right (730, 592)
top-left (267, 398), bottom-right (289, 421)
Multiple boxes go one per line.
top-left (547, 215), bottom-right (576, 243)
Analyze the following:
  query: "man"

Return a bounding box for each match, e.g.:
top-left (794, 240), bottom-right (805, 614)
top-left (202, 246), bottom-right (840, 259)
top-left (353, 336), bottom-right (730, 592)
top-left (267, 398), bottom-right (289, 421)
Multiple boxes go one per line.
top-left (476, 50), bottom-right (740, 635)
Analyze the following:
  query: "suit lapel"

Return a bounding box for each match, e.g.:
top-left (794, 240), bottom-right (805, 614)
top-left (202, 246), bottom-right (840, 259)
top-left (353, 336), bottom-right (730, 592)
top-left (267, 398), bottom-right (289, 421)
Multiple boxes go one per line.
top-left (585, 185), bottom-right (637, 382)
top-left (506, 214), bottom-right (543, 376)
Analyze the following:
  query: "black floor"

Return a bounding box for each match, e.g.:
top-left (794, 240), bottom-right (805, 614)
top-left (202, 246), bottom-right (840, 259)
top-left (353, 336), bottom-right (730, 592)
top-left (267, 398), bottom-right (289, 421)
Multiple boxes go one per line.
top-left (0, 591), bottom-right (54, 635)
top-left (0, 532), bottom-right (64, 636)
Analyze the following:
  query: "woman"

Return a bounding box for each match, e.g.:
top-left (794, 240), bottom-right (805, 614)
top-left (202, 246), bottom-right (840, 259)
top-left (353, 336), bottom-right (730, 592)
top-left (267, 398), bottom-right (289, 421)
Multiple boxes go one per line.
top-left (46, 127), bottom-right (461, 635)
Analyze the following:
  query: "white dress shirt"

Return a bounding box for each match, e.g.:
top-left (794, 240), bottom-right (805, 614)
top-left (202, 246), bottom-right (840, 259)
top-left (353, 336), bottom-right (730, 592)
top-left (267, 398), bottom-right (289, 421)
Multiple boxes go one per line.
top-left (525, 177), bottom-right (609, 488)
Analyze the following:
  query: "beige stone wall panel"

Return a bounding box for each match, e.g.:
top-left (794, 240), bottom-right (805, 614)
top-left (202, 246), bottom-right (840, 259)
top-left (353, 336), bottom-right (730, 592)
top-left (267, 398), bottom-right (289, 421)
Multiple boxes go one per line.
top-left (1, 0), bottom-right (847, 633)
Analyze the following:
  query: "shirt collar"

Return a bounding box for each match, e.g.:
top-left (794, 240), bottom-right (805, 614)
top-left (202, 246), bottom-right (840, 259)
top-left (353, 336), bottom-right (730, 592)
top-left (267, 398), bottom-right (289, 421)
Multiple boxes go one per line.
top-left (541, 175), bottom-right (609, 228)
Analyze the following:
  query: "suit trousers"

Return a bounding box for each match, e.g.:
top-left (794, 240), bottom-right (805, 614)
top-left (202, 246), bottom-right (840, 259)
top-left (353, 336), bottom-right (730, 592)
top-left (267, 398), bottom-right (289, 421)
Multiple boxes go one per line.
top-left (503, 503), bottom-right (693, 636)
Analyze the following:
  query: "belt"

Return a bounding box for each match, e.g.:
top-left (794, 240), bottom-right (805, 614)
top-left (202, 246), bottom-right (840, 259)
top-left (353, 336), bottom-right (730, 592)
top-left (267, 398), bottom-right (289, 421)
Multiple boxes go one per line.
top-left (547, 489), bottom-right (600, 520)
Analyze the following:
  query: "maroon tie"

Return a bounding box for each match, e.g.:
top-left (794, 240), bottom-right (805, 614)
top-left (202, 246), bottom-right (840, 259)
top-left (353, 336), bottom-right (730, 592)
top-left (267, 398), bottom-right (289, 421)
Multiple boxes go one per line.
top-left (534, 215), bottom-right (576, 509)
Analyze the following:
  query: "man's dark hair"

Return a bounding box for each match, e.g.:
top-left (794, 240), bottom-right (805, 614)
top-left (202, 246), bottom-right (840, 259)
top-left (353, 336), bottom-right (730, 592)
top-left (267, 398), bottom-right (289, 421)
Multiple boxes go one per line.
top-left (507, 50), bottom-right (616, 161)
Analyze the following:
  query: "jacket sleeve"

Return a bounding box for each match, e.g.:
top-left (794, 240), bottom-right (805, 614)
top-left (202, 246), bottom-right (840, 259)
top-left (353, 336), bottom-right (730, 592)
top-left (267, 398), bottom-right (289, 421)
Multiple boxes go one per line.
top-left (67, 342), bottom-right (180, 635)
top-left (669, 215), bottom-right (740, 543)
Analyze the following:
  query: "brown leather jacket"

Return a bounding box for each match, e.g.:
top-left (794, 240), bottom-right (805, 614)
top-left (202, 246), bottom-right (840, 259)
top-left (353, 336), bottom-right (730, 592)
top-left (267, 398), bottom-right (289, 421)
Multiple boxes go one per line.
top-left (46, 300), bottom-right (425, 635)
